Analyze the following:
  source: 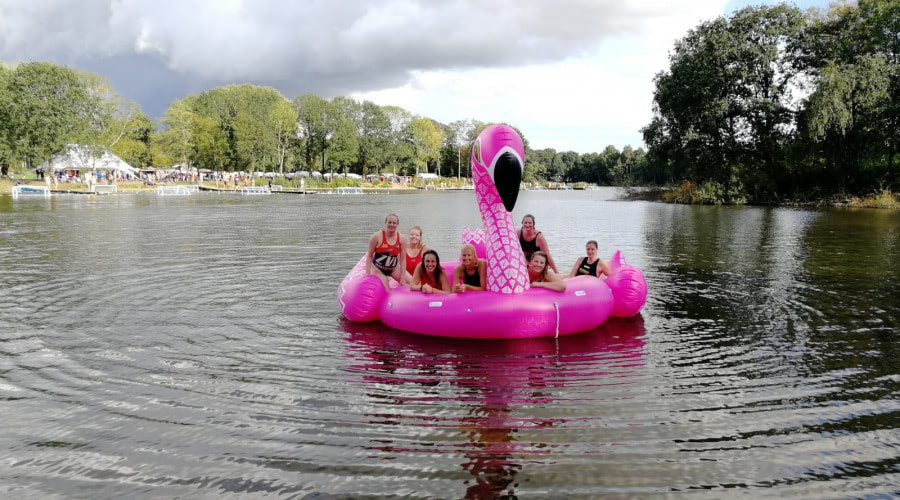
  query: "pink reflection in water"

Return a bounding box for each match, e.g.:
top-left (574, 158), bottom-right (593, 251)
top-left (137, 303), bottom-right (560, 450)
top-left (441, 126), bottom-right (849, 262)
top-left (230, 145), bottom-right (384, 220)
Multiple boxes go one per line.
top-left (342, 318), bottom-right (646, 499)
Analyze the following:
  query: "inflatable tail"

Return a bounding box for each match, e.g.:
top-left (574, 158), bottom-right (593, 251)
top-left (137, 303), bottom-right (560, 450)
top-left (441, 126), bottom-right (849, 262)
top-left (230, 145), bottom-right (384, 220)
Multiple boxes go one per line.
top-left (605, 251), bottom-right (648, 317)
top-left (462, 227), bottom-right (487, 260)
top-left (338, 257), bottom-right (388, 322)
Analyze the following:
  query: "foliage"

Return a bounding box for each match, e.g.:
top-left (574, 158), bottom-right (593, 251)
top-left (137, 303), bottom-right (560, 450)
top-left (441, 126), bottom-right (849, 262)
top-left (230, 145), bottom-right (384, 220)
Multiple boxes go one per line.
top-left (9, 3), bottom-right (898, 209)
top-left (644, 0), bottom-right (900, 203)
top-left (409, 118), bottom-right (443, 175)
top-left (0, 62), bottom-right (651, 187)
top-left (848, 190), bottom-right (899, 209)
top-left (0, 62), bottom-right (104, 168)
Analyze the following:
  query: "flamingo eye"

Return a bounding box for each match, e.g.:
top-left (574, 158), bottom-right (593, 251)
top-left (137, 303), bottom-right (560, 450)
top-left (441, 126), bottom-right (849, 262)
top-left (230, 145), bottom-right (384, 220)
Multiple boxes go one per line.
top-left (471, 138), bottom-right (482, 166)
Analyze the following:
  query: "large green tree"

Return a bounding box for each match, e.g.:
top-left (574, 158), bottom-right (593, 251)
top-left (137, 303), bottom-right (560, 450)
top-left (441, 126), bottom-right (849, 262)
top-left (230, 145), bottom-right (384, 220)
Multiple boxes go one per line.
top-left (294, 94), bottom-right (332, 172)
top-left (795, 0), bottom-right (899, 192)
top-left (356, 101), bottom-right (391, 176)
top-left (644, 5), bottom-right (805, 201)
top-left (409, 117), bottom-right (443, 176)
top-left (382, 106), bottom-right (414, 175)
top-left (192, 84), bottom-right (289, 171)
top-left (269, 99), bottom-right (298, 174)
top-left (1, 62), bottom-right (103, 169)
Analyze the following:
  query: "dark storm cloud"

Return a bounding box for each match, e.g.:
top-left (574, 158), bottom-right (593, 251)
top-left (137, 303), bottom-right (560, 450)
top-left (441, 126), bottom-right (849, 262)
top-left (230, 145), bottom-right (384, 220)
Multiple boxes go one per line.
top-left (0, 0), bottom-right (672, 116)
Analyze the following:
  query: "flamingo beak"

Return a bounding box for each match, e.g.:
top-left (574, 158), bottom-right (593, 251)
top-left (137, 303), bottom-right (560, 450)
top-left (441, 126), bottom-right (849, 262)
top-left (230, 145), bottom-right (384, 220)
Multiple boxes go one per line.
top-left (493, 151), bottom-right (522, 211)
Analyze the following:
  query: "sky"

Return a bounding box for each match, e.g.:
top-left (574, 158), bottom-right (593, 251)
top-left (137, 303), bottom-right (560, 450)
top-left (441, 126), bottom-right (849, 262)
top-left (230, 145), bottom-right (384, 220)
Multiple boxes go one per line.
top-left (0, 0), bottom-right (833, 153)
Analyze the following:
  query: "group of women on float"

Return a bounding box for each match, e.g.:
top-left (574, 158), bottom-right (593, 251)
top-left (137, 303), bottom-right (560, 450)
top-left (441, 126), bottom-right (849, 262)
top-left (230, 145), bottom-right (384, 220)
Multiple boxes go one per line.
top-left (370, 213), bottom-right (611, 295)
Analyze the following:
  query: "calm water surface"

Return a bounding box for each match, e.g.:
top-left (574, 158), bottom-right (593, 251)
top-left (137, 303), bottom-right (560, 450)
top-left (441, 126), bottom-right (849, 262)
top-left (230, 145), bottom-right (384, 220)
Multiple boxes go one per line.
top-left (0, 189), bottom-right (897, 498)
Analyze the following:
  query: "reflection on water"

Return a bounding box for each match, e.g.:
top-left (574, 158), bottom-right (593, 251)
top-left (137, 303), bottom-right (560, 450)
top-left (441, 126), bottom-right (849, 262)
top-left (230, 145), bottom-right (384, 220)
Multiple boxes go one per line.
top-left (0, 191), bottom-right (897, 497)
top-left (343, 317), bottom-right (646, 499)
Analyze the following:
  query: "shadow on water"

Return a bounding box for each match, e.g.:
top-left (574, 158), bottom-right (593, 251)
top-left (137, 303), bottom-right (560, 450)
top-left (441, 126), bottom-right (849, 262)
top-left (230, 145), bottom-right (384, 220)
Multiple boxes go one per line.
top-left (341, 317), bottom-right (647, 499)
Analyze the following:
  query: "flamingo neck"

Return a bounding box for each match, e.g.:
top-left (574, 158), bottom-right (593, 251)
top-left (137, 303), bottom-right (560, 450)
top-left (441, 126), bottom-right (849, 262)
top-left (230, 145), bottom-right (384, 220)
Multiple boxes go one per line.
top-left (473, 167), bottom-right (529, 294)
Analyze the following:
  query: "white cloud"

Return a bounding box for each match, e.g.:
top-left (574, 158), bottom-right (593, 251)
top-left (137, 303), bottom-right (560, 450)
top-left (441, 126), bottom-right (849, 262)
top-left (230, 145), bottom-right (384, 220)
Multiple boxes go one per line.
top-left (6, 0), bottom-right (824, 152)
top-left (353, 2), bottom-right (730, 151)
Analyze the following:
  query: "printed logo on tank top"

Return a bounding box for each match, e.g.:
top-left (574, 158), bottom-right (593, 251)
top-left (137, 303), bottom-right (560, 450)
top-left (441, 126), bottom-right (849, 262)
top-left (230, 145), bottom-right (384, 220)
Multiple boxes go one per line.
top-left (373, 252), bottom-right (399, 272)
top-left (373, 231), bottom-right (401, 273)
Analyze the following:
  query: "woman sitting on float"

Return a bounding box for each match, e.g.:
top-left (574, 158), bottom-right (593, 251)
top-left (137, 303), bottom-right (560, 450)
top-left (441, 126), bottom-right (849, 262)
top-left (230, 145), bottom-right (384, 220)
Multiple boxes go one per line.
top-left (337, 123), bottom-right (648, 339)
top-left (568, 240), bottom-right (612, 278)
top-left (402, 226), bottom-right (428, 285)
top-left (519, 214), bottom-right (558, 273)
top-left (409, 249), bottom-right (451, 294)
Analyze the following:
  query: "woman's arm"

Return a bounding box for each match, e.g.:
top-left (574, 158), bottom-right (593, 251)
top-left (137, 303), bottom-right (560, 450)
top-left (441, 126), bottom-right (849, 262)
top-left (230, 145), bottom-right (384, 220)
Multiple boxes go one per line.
top-left (568, 257), bottom-right (582, 278)
top-left (536, 234), bottom-right (558, 273)
top-left (597, 259), bottom-right (612, 277)
top-left (532, 272), bottom-right (567, 291)
top-left (409, 264), bottom-right (425, 291)
top-left (436, 272), bottom-right (452, 293)
top-left (452, 266), bottom-right (465, 293)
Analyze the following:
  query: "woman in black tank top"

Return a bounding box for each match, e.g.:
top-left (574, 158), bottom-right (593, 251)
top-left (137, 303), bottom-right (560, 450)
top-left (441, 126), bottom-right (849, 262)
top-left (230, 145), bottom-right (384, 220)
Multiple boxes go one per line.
top-left (567, 240), bottom-right (611, 278)
top-left (518, 214), bottom-right (558, 272)
top-left (453, 244), bottom-right (486, 292)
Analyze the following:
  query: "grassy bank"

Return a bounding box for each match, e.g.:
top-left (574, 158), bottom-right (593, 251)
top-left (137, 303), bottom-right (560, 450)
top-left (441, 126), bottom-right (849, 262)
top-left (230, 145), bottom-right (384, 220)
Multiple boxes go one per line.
top-left (623, 183), bottom-right (900, 209)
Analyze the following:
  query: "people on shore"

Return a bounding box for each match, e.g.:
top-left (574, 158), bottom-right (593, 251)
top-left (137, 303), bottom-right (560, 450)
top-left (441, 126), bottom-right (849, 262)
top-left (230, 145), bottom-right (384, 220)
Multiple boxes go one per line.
top-left (528, 251), bottom-right (566, 291)
top-left (518, 214), bottom-right (557, 272)
top-left (366, 213), bottom-right (407, 290)
top-left (453, 244), bottom-right (486, 293)
top-left (568, 240), bottom-right (611, 278)
top-left (403, 226), bottom-right (428, 285)
top-left (409, 249), bottom-right (451, 294)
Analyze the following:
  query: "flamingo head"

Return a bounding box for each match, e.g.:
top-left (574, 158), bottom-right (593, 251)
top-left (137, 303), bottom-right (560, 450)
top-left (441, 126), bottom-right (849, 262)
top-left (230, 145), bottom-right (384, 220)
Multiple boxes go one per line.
top-left (471, 124), bottom-right (524, 212)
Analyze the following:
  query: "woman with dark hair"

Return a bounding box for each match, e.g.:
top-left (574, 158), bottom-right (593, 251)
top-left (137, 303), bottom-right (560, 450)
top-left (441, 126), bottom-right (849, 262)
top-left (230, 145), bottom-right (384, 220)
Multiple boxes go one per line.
top-left (568, 240), bottom-right (611, 278)
top-left (518, 214), bottom-right (558, 272)
top-left (410, 249), bottom-right (451, 294)
top-left (527, 251), bottom-right (566, 291)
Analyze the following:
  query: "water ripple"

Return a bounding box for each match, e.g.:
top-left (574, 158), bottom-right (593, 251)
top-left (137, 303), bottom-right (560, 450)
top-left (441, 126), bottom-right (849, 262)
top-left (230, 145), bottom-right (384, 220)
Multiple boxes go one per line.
top-left (1, 193), bottom-right (897, 497)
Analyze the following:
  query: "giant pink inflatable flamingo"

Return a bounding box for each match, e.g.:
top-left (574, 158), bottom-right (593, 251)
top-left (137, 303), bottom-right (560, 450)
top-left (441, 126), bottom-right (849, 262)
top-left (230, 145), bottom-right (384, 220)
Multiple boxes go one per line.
top-left (338, 124), bottom-right (647, 338)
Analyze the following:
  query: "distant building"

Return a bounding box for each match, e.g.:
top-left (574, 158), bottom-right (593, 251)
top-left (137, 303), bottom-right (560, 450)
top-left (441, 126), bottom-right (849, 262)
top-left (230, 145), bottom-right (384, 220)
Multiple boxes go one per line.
top-left (35, 144), bottom-right (138, 178)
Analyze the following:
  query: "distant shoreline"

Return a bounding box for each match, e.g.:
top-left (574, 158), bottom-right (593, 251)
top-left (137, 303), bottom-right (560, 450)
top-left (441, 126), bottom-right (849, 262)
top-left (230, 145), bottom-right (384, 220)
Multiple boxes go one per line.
top-left (621, 187), bottom-right (899, 210)
top-left (3, 178), bottom-right (897, 209)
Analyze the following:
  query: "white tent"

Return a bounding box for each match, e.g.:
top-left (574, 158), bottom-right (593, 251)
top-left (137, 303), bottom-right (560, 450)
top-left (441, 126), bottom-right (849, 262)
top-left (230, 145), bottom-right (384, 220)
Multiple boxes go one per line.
top-left (35, 144), bottom-right (138, 177)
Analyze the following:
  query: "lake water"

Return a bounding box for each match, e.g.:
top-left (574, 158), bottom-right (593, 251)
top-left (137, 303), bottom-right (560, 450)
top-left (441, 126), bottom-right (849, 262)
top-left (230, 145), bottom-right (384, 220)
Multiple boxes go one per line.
top-left (1, 189), bottom-right (897, 498)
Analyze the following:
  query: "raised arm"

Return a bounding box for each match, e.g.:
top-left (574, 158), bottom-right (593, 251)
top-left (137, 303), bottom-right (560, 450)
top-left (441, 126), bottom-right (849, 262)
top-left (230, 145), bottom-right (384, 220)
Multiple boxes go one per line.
top-left (537, 233), bottom-right (558, 273)
top-left (568, 257), bottom-right (583, 278)
top-left (365, 231), bottom-right (379, 273)
top-left (597, 259), bottom-right (612, 277)
top-left (452, 265), bottom-right (465, 293)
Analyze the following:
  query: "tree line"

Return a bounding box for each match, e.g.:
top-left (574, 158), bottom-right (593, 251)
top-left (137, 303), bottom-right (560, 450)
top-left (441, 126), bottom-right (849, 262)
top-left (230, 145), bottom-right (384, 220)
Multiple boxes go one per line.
top-left (3, 1), bottom-right (894, 199)
top-left (643, 0), bottom-right (898, 202)
top-left (0, 62), bottom-right (643, 185)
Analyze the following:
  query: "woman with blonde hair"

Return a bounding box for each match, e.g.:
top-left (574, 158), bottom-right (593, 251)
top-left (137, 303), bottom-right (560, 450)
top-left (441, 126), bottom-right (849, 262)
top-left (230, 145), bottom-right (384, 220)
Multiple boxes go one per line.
top-left (452, 244), bottom-right (486, 293)
top-left (402, 226), bottom-right (428, 284)
top-left (527, 251), bottom-right (566, 291)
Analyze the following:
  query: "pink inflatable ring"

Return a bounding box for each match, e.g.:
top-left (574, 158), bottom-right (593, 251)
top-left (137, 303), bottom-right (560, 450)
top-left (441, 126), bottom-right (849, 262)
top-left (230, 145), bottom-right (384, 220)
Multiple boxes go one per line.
top-left (338, 124), bottom-right (647, 339)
